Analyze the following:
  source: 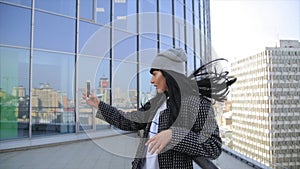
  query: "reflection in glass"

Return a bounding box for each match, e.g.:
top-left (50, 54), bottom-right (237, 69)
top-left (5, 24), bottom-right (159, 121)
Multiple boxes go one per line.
top-left (175, 21), bottom-right (185, 48)
top-left (174, 1), bottom-right (185, 48)
top-left (185, 0), bottom-right (193, 24)
top-left (159, 35), bottom-right (173, 51)
top-left (113, 0), bottom-right (137, 32)
top-left (80, 0), bottom-right (94, 20)
top-left (32, 51), bottom-right (75, 136)
top-left (0, 47), bottom-right (30, 140)
top-left (138, 67), bottom-right (156, 106)
top-left (140, 34), bottom-right (157, 50)
top-left (194, 2), bottom-right (200, 28)
top-left (114, 34), bottom-right (137, 61)
top-left (0, 3), bottom-right (31, 47)
top-left (159, 0), bottom-right (172, 14)
top-left (140, 0), bottom-right (156, 13)
top-left (95, 58), bottom-right (111, 130)
top-left (139, 0), bottom-right (157, 35)
top-left (34, 11), bottom-right (75, 53)
top-left (175, 0), bottom-right (184, 19)
top-left (97, 0), bottom-right (111, 25)
top-left (140, 35), bottom-right (158, 65)
top-left (78, 56), bottom-right (111, 131)
top-left (79, 21), bottom-right (110, 56)
top-left (159, 12), bottom-right (173, 50)
top-left (113, 61), bottom-right (137, 111)
top-left (187, 47), bottom-right (195, 75)
top-left (1, 0), bottom-right (31, 6)
top-left (35, 0), bottom-right (76, 17)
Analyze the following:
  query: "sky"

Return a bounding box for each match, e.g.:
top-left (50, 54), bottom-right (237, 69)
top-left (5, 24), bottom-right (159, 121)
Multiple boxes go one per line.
top-left (210, 0), bottom-right (300, 62)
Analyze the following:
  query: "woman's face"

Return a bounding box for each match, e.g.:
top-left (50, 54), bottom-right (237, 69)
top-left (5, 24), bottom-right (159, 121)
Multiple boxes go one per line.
top-left (150, 70), bottom-right (168, 93)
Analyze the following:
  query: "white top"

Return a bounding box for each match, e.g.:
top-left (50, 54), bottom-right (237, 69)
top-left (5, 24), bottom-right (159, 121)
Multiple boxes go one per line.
top-left (142, 100), bottom-right (167, 169)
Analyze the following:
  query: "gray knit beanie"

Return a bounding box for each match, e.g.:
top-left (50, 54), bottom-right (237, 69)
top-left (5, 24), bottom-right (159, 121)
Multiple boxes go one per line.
top-left (151, 48), bottom-right (187, 75)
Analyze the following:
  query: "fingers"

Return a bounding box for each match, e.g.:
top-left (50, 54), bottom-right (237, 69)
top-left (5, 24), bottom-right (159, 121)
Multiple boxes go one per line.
top-left (145, 129), bottom-right (172, 154)
top-left (145, 137), bottom-right (154, 146)
top-left (82, 92), bottom-right (95, 99)
top-left (145, 136), bottom-right (163, 154)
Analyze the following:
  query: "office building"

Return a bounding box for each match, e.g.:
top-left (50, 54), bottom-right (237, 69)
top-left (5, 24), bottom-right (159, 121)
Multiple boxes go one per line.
top-left (231, 40), bottom-right (300, 169)
top-left (0, 0), bottom-right (211, 144)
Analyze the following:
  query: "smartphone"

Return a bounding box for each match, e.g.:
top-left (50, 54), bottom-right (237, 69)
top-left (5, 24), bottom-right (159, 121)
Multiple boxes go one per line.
top-left (86, 80), bottom-right (91, 98)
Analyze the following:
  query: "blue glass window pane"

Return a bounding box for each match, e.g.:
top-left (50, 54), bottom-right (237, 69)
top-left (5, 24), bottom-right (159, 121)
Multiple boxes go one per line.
top-left (32, 51), bottom-right (75, 136)
top-left (194, 0), bottom-right (199, 17)
top-left (79, 21), bottom-right (99, 52)
top-left (159, 14), bottom-right (173, 48)
top-left (95, 59), bottom-right (110, 129)
top-left (80, 0), bottom-right (94, 20)
top-left (159, 0), bottom-right (172, 14)
top-left (195, 29), bottom-right (200, 57)
top-left (159, 35), bottom-right (173, 51)
top-left (140, 35), bottom-right (158, 65)
top-left (187, 47), bottom-right (195, 75)
top-left (79, 21), bottom-right (111, 57)
top-left (175, 0), bottom-right (184, 19)
top-left (113, 33), bottom-right (137, 61)
top-left (113, 0), bottom-right (137, 32)
top-left (34, 12), bottom-right (75, 53)
top-left (114, 0), bottom-right (137, 18)
top-left (127, 0), bottom-right (137, 15)
top-left (186, 23), bottom-right (194, 50)
top-left (0, 47), bottom-right (30, 140)
top-left (1, 0), bottom-right (31, 6)
top-left (186, 0), bottom-right (193, 24)
top-left (140, 0), bottom-right (157, 34)
top-left (112, 61), bottom-right (137, 110)
top-left (140, 34), bottom-right (157, 50)
top-left (140, 0), bottom-right (157, 12)
top-left (174, 21), bottom-right (185, 48)
top-left (0, 4), bottom-right (31, 47)
top-left (194, 0), bottom-right (200, 31)
top-left (97, 0), bottom-right (110, 25)
top-left (35, 0), bottom-right (76, 17)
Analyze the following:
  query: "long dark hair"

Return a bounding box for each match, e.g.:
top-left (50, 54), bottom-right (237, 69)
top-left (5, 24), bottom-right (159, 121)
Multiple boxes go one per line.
top-left (189, 58), bottom-right (237, 102)
top-left (160, 70), bottom-right (182, 126)
top-left (147, 69), bottom-right (182, 126)
top-left (144, 58), bottom-right (236, 126)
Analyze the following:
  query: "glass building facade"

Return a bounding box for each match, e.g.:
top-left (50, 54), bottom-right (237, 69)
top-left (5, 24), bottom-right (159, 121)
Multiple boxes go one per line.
top-left (0, 0), bottom-right (212, 141)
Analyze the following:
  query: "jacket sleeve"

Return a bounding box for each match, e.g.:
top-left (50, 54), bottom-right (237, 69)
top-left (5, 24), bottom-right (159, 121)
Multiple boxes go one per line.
top-left (166, 96), bottom-right (222, 160)
top-left (96, 101), bottom-right (148, 131)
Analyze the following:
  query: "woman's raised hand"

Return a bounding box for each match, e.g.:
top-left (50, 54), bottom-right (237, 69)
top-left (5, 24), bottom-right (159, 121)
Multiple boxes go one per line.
top-left (82, 92), bottom-right (99, 109)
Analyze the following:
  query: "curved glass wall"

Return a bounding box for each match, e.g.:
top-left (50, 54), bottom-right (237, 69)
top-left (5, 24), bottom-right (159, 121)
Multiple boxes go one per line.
top-left (0, 0), bottom-right (211, 140)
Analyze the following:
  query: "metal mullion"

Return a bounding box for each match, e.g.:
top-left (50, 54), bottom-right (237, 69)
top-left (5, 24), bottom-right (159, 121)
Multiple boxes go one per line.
top-left (136, 0), bottom-right (140, 107)
top-left (75, 0), bottom-right (80, 133)
top-left (110, 0), bottom-right (113, 106)
top-left (183, 0), bottom-right (187, 50)
top-left (136, 1), bottom-right (140, 108)
top-left (28, 0), bottom-right (35, 139)
top-left (157, 0), bottom-right (160, 52)
top-left (192, 0), bottom-right (197, 71)
top-left (172, 0), bottom-right (175, 47)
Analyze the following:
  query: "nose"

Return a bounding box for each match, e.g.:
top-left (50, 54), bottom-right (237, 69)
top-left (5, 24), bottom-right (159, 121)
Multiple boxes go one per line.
top-left (150, 75), bottom-right (154, 84)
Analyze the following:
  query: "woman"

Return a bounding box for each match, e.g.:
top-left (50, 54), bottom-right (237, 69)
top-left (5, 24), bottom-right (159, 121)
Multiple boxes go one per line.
top-left (83, 48), bottom-right (236, 169)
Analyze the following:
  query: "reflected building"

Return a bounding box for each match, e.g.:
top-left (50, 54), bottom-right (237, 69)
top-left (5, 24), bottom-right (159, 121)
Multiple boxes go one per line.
top-left (98, 76), bottom-right (110, 103)
top-left (12, 86), bottom-right (26, 97)
top-left (231, 40), bottom-right (300, 169)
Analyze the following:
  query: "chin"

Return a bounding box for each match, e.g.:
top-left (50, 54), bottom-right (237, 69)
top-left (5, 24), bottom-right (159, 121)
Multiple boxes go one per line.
top-left (156, 89), bottom-right (165, 94)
